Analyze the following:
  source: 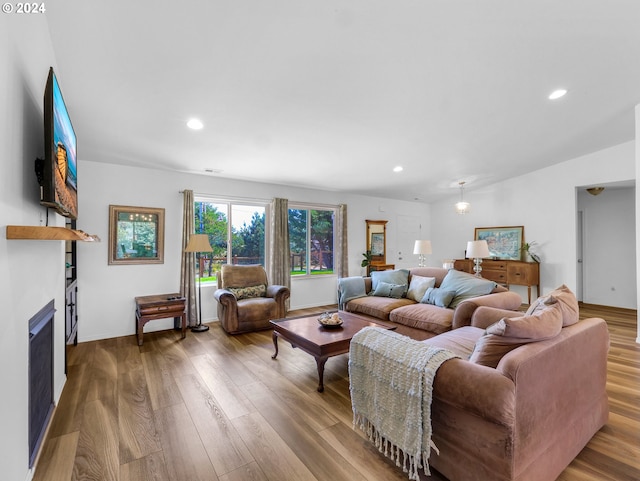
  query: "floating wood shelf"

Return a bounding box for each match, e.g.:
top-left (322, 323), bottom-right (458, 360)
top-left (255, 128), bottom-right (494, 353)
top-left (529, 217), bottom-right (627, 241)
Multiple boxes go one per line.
top-left (6, 226), bottom-right (100, 242)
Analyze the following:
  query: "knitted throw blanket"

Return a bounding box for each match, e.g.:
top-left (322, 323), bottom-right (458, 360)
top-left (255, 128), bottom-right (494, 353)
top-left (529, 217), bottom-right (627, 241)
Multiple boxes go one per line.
top-left (349, 327), bottom-right (459, 481)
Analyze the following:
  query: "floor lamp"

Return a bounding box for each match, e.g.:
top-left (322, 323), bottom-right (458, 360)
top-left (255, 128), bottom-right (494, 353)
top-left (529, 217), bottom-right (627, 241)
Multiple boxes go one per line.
top-left (466, 240), bottom-right (490, 277)
top-left (184, 234), bottom-right (213, 332)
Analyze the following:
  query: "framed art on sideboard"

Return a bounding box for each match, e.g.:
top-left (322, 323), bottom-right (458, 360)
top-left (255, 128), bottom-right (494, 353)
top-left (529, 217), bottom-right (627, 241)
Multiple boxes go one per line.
top-left (474, 226), bottom-right (524, 260)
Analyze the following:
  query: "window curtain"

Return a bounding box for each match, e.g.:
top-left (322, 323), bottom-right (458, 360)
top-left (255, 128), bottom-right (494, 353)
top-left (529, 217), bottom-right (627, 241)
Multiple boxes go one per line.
top-left (180, 189), bottom-right (197, 327)
top-left (336, 203), bottom-right (349, 277)
top-left (269, 198), bottom-right (290, 311)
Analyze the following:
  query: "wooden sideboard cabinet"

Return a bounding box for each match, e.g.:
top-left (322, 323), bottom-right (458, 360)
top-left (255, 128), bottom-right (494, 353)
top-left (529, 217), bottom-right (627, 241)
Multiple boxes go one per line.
top-left (364, 262), bottom-right (396, 276)
top-left (453, 259), bottom-right (540, 304)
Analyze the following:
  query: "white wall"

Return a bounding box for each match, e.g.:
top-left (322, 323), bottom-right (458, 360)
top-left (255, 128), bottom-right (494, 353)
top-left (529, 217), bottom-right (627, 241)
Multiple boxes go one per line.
top-left (578, 187), bottom-right (636, 309)
top-left (1, 14), bottom-right (65, 481)
top-left (636, 103), bottom-right (640, 343)
top-left (78, 140), bottom-right (638, 342)
top-left (430, 141), bottom-right (636, 304)
top-left (76, 160), bottom-right (430, 341)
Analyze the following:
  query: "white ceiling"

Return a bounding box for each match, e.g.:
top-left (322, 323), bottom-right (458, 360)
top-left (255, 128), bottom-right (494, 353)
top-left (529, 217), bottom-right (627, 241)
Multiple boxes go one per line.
top-left (46, 0), bottom-right (640, 203)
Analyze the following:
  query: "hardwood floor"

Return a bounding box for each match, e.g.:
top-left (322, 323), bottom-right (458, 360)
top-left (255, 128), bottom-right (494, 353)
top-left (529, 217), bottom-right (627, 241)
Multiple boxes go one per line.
top-left (33, 304), bottom-right (639, 481)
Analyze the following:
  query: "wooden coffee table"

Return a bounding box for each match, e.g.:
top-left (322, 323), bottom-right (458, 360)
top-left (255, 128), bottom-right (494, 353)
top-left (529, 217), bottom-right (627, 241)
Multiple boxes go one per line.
top-left (270, 311), bottom-right (396, 392)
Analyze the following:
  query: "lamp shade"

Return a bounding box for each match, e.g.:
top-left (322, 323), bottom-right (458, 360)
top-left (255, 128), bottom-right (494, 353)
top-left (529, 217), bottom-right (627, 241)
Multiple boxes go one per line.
top-left (413, 240), bottom-right (432, 255)
top-left (466, 240), bottom-right (490, 259)
top-left (184, 234), bottom-right (213, 253)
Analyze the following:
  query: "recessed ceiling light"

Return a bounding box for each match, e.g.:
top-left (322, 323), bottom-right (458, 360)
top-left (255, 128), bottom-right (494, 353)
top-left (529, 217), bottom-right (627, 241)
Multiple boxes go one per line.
top-left (393, 166), bottom-right (403, 173)
top-left (548, 89), bottom-right (567, 100)
top-left (187, 118), bottom-right (204, 130)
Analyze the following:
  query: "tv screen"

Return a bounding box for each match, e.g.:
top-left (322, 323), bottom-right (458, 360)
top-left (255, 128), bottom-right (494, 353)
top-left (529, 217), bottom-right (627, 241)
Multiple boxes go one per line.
top-left (40, 67), bottom-right (77, 219)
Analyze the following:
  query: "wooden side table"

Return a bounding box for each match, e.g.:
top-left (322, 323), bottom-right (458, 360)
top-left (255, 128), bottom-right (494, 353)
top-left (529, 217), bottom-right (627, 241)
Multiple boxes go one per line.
top-left (135, 293), bottom-right (186, 346)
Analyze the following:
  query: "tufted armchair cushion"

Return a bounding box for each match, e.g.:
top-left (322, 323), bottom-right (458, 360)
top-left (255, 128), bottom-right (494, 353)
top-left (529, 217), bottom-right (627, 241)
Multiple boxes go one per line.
top-left (214, 264), bottom-right (290, 334)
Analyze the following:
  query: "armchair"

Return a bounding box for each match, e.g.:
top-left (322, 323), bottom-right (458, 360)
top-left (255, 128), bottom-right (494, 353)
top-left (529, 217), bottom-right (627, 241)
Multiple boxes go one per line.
top-left (214, 264), bottom-right (290, 334)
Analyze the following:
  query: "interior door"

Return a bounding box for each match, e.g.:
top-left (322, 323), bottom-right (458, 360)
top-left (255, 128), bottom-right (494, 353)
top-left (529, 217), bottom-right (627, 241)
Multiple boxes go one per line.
top-left (576, 209), bottom-right (584, 302)
top-left (396, 214), bottom-right (421, 268)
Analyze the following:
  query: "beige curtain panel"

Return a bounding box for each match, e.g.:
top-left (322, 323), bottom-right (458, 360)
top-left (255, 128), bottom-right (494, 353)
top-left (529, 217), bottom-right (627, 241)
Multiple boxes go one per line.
top-left (180, 189), bottom-right (197, 326)
top-left (269, 197), bottom-right (291, 311)
top-left (336, 203), bottom-right (349, 277)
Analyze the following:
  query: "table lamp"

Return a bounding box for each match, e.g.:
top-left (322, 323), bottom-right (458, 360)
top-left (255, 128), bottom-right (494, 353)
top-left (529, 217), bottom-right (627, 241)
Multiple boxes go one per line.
top-left (466, 240), bottom-right (490, 277)
top-left (413, 240), bottom-right (432, 267)
top-left (184, 234), bottom-right (213, 332)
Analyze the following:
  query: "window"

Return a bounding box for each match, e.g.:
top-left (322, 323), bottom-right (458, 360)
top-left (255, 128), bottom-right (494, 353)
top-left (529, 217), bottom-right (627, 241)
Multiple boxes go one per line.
top-left (194, 199), bottom-right (267, 282)
top-left (289, 206), bottom-right (335, 276)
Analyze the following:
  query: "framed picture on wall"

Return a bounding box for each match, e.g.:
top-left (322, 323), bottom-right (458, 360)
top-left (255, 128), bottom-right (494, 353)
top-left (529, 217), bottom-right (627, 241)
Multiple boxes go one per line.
top-left (108, 205), bottom-right (165, 265)
top-left (370, 232), bottom-right (385, 256)
top-left (474, 226), bottom-right (524, 260)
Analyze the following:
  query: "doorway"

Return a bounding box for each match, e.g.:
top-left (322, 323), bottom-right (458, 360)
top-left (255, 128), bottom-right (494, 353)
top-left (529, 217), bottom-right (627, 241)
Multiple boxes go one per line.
top-left (576, 182), bottom-right (636, 309)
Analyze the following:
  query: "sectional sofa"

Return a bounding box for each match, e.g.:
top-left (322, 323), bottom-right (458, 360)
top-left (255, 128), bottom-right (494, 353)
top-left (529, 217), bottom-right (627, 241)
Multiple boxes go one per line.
top-left (346, 277), bottom-right (610, 481)
top-left (340, 267), bottom-right (523, 340)
top-left (424, 291), bottom-right (609, 480)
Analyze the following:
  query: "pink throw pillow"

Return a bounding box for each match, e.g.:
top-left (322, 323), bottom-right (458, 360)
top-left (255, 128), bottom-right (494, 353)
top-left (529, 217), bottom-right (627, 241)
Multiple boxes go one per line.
top-left (470, 302), bottom-right (563, 368)
top-left (469, 335), bottom-right (527, 368)
top-left (547, 284), bottom-right (579, 326)
top-left (486, 302), bottom-right (563, 339)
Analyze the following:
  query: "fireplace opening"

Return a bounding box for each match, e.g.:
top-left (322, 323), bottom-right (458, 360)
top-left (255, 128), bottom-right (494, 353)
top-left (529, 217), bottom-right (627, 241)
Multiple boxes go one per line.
top-left (29, 299), bottom-right (55, 468)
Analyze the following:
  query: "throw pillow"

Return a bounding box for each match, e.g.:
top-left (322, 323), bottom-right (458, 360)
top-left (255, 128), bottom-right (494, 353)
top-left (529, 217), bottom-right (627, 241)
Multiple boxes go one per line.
top-left (471, 302), bottom-right (563, 368)
top-left (371, 269), bottom-right (410, 291)
top-left (406, 275), bottom-right (436, 302)
top-left (337, 276), bottom-right (367, 309)
top-left (228, 284), bottom-right (267, 300)
top-left (420, 287), bottom-right (456, 308)
top-left (372, 281), bottom-right (407, 298)
top-left (469, 335), bottom-right (527, 368)
top-left (485, 302), bottom-right (563, 339)
top-left (524, 294), bottom-right (555, 315)
top-left (547, 284), bottom-right (579, 326)
top-left (438, 269), bottom-right (497, 308)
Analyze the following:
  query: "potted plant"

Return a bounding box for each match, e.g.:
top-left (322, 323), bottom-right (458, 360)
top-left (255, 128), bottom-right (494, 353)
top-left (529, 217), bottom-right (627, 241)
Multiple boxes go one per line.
top-left (361, 250), bottom-right (373, 275)
top-left (521, 241), bottom-right (541, 263)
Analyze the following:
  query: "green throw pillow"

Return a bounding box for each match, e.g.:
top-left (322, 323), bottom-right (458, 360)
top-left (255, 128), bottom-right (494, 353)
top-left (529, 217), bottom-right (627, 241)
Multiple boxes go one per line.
top-left (371, 269), bottom-right (410, 291)
top-left (420, 287), bottom-right (456, 308)
top-left (439, 269), bottom-right (497, 308)
top-left (228, 284), bottom-right (267, 300)
top-left (372, 281), bottom-right (407, 298)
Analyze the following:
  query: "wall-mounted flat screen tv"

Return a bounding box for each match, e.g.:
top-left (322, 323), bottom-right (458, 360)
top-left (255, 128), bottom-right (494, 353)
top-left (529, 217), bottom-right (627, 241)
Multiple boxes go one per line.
top-left (39, 67), bottom-right (78, 219)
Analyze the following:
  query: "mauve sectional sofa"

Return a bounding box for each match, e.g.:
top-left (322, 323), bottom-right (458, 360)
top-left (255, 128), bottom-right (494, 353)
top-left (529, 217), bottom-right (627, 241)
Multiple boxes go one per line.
top-left (421, 294), bottom-right (609, 481)
top-left (342, 269), bottom-right (609, 481)
top-left (342, 267), bottom-right (523, 340)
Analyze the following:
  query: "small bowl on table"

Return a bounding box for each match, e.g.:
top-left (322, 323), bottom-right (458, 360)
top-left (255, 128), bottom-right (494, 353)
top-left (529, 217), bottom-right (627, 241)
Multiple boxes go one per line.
top-left (318, 313), bottom-right (343, 329)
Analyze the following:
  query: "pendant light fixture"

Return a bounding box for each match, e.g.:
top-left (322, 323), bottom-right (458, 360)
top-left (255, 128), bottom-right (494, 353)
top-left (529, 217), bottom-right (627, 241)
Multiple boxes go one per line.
top-left (586, 187), bottom-right (605, 196)
top-left (455, 181), bottom-right (470, 214)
